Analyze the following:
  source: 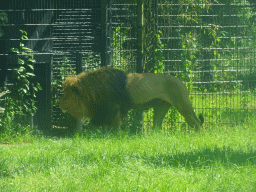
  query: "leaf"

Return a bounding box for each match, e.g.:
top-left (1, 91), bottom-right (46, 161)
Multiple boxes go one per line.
top-left (24, 79), bottom-right (29, 84)
top-left (28, 58), bottom-right (36, 63)
top-left (18, 58), bottom-right (24, 65)
top-left (33, 87), bottom-right (38, 92)
top-left (190, 55), bottom-right (195, 60)
top-left (22, 89), bottom-right (27, 94)
top-left (27, 64), bottom-right (34, 70)
top-left (11, 48), bottom-right (19, 53)
top-left (25, 84), bottom-right (29, 90)
top-left (0, 12), bottom-right (8, 23)
top-left (26, 72), bottom-right (35, 76)
top-left (17, 66), bottom-right (25, 73)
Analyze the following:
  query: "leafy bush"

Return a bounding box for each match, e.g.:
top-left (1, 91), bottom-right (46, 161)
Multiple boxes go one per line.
top-left (0, 30), bottom-right (41, 137)
top-left (52, 57), bottom-right (75, 108)
top-left (0, 12), bottom-right (8, 38)
top-left (51, 57), bottom-right (77, 130)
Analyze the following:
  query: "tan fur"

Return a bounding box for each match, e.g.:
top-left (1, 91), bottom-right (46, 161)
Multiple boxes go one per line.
top-left (59, 75), bottom-right (90, 118)
top-left (127, 73), bottom-right (203, 130)
top-left (60, 67), bottom-right (203, 130)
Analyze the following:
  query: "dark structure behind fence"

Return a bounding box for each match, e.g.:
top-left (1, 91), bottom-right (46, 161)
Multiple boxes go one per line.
top-left (34, 54), bottom-right (53, 132)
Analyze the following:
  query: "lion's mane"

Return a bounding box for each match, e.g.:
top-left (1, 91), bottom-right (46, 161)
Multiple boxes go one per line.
top-left (60, 67), bottom-right (132, 126)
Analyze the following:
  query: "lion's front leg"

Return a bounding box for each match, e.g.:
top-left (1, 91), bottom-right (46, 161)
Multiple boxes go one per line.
top-left (110, 109), bottom-right (122, 129)
top-left (88, 103), bottom-right (122, 132)
top-left (76, 118), bottom-right (83, 134)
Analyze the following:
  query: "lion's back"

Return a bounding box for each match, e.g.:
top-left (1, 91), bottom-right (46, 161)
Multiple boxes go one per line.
top-left (127, 73), bottom-right (185, 104)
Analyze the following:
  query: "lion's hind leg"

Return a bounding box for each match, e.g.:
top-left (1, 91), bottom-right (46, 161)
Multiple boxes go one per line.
top-left (153, 101), bottom-right (171, 129)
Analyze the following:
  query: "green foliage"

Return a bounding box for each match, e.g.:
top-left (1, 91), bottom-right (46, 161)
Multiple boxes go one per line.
top-left (154, 0), bottom-right (256, 93)
top-left (83, 53), bottom-right (101, 69)
top-left (8, 30), bottom-right (41, 115)
top-left (177, 1), bottom-right (222, 92)
top-left (145, 30), bottom-right (165, 73)
top-left (180, 30), bottom-right (198, 92)
top-left (0, 12), bottom-right (8, 38)
top-left (112, 26), bottom-right (132, 71)
top-left (52, 57), bottom-right (77, 130)
top-left (1, 30), bottom-right (41, 137)
top-left (0, 106), bottom-right (33, 143)
top-left (143, 0), bottom-right (166, 73)
top-left (52, 57), bottom-right (75, 107)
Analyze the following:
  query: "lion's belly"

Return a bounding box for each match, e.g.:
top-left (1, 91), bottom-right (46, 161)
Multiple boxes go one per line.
top-left (132, 98), bottom-right (164, 110)
top-left (129, 85), bottom-right (173, 107)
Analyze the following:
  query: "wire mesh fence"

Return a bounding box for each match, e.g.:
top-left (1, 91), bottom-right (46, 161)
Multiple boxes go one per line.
top-left (108, 0), bottom-right (256, 128)
top-left (1, 0), bottom-right (255, 132)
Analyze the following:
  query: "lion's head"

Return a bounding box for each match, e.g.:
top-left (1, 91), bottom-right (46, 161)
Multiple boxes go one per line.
top-left (59, 75), bottom-right (90, 118)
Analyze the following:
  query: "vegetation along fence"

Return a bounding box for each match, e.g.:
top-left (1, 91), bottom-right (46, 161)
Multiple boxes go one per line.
top-left (0, 0), bottom-right (255, 133)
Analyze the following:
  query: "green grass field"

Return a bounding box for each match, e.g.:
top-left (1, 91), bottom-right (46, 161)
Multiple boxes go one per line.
top-left (1, 122), bottom-right (256, 191)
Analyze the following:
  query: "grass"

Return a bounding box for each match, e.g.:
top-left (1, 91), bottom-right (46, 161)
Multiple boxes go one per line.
top-left (1, 122), bottom-right (256, 191)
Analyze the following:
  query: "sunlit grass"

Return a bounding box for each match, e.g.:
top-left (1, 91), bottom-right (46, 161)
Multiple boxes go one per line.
top-left (1, 121), bottom-right (256, 191)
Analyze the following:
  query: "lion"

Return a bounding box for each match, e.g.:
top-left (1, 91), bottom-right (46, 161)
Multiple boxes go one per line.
top-left (59, 66), bottom-right (132, 128)
top-left (60, 67), bottom-right (204, 131)
top-left (127, 73), bottom-right (204, 130)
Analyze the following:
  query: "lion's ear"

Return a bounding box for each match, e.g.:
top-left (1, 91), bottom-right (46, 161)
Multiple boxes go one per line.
top-left (71, 85), bottom-right (80, 95)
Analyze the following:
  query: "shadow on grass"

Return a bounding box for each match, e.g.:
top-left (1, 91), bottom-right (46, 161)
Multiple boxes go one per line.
top-left (144, 146), bottom-right (256, 169)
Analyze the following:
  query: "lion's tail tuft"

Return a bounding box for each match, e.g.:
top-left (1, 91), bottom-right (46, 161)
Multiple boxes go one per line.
top-left (199, 114), bottom-right (204, 125)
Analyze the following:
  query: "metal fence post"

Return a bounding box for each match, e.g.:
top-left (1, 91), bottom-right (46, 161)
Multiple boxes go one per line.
top-left (101, 0), bottom-right (112, 67)
top-left (34, 54), bottom-right (53, 133)
top-left (76, 52), bottom-right (83, 133)
top-left (130, 0), bottom-right (144, 133)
